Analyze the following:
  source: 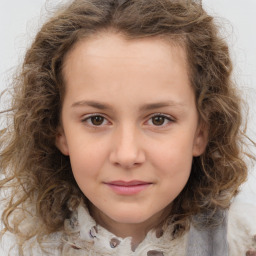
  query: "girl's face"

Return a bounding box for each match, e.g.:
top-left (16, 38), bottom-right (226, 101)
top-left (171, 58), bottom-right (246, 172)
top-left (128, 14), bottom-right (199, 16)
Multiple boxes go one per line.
top-left (57, 32), bottom-right (207, 230)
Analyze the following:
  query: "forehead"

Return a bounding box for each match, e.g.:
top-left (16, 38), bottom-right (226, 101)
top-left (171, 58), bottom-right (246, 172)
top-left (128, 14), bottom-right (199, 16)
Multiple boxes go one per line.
top-left (63, 31), bottom-right (188, 72)
top-left (60, 32), bottom-right (195, 115)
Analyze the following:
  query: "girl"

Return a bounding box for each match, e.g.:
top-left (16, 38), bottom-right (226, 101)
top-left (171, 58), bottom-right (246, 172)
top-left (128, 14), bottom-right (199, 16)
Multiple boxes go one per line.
top-left (0, 0), bottom-right (256, 255)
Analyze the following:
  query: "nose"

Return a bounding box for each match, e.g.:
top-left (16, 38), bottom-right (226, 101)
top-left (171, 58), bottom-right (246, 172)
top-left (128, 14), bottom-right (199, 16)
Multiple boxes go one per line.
top-left (109, 125), bottom-right (146, 169)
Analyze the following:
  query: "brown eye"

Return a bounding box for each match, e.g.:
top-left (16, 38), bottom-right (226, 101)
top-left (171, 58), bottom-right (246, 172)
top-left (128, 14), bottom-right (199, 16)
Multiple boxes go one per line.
top-left (151, 116), bottom-right (166, 126)
top-left (90, 116), bottom-right (105, 126)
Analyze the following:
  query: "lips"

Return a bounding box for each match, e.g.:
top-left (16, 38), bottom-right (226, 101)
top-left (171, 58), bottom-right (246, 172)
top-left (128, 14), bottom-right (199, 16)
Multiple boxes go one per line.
top-left (104, 180), bottom-right (152, 195)
top-left (106, 180), bottom-right (152, 186)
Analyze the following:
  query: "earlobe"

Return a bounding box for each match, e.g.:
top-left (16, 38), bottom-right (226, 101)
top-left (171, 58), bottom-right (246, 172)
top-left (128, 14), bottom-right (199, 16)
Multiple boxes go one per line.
top-left (55, 127), bottom-right (69, 156)
top-left (192, 122), bottom-right (208, 157)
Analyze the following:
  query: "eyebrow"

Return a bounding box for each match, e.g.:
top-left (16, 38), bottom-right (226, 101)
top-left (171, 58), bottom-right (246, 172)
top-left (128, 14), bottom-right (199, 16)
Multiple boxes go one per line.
top-left (71, 100), bottom-right (185, 111)
top-left (71, 100), bottom-right (112, 110)
top-left (139, 101), bottom-right (185, 111)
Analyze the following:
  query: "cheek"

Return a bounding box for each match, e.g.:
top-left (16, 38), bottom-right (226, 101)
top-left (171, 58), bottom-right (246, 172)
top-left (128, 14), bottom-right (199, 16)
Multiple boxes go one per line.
top-left (150, 139), bottom-right (193, 189)
top-left (67, 138), bottom-right (109, 181)
top-left (151, 138), bottom-right (194, 172)
top-left (156, 148), bottom-right (192, 202)
top-left (68, 149), bottom-right (104, 198)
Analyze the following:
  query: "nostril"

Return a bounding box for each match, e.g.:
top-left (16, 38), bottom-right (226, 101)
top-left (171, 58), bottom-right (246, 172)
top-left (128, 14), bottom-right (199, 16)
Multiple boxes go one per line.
top-left (109, 131), bottom-right (146, 168)
top-left (109, 148), bottom-right (144, 168)
top-left (110, 156), bottom-right (144, 169)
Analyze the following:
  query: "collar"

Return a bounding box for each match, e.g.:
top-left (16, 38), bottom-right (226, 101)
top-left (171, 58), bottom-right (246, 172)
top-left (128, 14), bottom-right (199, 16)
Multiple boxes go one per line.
top-left (62, 202), bottom-right (187, 256)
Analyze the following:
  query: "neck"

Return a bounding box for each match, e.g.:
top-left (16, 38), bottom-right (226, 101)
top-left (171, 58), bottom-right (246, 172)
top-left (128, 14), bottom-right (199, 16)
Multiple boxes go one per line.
top-left (89, 204), bottom-right (171, 250)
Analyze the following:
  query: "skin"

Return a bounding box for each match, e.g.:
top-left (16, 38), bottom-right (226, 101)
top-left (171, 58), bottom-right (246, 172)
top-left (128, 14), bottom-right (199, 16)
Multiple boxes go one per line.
top-left (56, 32), bottom-right (208, 247)
top-left (247, 235), bottom-right (256, 256)
top-left (247, 251), bottom-right (256, 256)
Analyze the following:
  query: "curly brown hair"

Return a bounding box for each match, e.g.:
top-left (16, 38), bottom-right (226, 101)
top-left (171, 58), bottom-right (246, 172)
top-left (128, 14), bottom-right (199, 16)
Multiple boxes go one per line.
top-left (0, 0), bottom-right (251, 252)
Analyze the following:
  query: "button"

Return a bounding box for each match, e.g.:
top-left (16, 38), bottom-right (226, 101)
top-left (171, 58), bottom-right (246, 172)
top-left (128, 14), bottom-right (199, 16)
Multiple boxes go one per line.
top-left (147, 250), bottom-right (164, 256)
top-left (89, 226), bottom-right (98, 238)
top-left (110, 238), bottom-right (121, 248)
top-left (155, 228), bottom-right (164, 238)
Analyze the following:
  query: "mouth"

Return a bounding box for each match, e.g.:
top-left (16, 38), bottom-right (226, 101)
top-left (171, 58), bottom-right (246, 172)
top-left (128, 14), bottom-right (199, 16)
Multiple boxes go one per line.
top-left (104, 180), bottom-right (153, 195)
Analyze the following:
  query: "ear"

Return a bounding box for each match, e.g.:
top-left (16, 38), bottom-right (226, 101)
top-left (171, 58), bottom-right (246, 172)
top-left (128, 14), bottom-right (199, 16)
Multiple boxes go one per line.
top-left (192, 121), bottom-right (208, 157)
top-left (55, 126), bottom-right (69, 156)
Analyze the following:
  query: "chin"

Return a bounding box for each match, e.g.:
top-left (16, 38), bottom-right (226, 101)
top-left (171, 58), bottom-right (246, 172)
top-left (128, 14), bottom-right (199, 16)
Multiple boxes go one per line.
top-left (109, 210), bottom-right (153, 225)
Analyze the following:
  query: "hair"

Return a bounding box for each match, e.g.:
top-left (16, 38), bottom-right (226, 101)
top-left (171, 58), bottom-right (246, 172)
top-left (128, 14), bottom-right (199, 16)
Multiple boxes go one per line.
top-left (0, 0), bottom-right (252, 252)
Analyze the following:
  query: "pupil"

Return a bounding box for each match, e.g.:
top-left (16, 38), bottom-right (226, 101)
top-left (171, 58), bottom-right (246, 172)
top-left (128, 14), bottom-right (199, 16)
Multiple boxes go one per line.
top-left (91, 116), bottom-right (104, 125)
top-left (153, 116), bottom-right (164, 126)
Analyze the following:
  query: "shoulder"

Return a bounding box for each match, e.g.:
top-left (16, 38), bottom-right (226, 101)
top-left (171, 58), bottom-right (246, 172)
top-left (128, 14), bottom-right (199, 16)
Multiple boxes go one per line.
top-left (0, 198), bottom-right (62, 256)
top-left (0, 235), bottom-right (62, 256)
top-left (0, 227), bottom-right (62, 256)
top-left (227, 201), bottom-right (256, 255)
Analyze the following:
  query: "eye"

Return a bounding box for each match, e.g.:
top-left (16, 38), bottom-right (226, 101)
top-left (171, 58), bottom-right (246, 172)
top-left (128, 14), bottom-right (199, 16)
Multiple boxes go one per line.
top-left (147, 114), bottom-right (174, 127)
top-left (90, 116), bottom-right (105, 126)
top-left (82, 114), bottom-right (109, 127)
top-left (151, 116), bottom-right (166, 126)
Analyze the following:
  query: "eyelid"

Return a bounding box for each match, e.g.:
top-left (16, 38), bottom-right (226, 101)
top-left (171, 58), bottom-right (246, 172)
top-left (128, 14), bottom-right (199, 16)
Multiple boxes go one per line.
top-left (81, 113), bottom-right (111, 126)
top-left (80, 112), bottom-right (175, 128)
top-left (144, 113), bottom-right (175, 127)
top-left (149, 113), bottom-right (175, 121)
top-left (81, 113), bottom-right (102, 121)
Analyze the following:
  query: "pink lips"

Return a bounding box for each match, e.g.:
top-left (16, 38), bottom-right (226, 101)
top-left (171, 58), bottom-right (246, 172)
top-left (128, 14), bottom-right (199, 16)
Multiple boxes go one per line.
top-left (104, 180), bottom-right (152, 195)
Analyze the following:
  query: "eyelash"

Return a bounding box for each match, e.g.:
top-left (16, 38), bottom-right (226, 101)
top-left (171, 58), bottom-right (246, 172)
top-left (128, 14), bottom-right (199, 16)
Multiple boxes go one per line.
top-left (145, 113), bottom-right (174, 127)
top-left (81, 113), bottom-right (174, 128)
top-left (81, 113), bottom-right (110, 127)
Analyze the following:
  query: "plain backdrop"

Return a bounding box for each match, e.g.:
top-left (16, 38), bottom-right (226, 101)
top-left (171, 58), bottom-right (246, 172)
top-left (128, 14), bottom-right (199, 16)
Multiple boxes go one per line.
top-left (0, 0), bottom-right (255, 205)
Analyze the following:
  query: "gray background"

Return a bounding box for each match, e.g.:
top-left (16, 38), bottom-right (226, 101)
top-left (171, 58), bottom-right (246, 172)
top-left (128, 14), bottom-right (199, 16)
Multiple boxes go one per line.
top-left (0, 0), bottom-right (255, 204)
